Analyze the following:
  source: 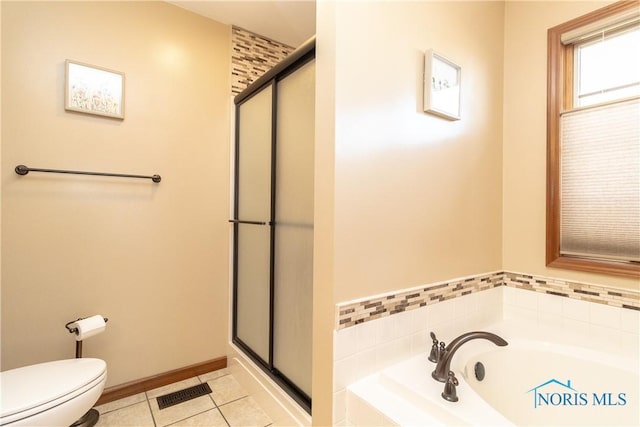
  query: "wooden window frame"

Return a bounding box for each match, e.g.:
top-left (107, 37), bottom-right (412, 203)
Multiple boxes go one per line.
top-left (546, 0), bottom-right (640, 278)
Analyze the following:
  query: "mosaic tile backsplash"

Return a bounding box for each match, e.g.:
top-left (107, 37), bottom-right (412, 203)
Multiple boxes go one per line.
top-left (336, 271), bottom-right (640, 329)
top-left (231, 27), bottom-right (295, 95)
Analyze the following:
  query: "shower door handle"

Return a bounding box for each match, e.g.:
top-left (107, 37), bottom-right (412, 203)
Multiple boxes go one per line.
top-left (228, 219), bottom-right (271, 226)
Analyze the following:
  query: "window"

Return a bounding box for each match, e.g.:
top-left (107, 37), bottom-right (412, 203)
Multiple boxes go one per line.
top-left (574, 24), bottom-right (640, 106)
top-left (547, 0), bottom-right (640, 278)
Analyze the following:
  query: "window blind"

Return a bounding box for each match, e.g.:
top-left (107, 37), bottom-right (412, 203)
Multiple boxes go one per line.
top-left (561, 12), bottom-right (639, 45)
top-left (560, 97), bottom-right (640, 262)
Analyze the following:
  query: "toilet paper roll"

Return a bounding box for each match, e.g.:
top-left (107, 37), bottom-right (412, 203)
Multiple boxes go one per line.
top-left (71, 315), bottom-right (106, 341)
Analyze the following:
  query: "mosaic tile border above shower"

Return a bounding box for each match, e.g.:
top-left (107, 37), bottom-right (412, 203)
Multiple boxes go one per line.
top-left (335, 271), bottom-right (640, 329)
top-left (231, 27), bottom-right (295, 95)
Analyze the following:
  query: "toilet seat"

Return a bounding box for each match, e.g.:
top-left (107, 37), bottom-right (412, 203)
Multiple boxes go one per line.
top-left (0, 358), bottom-right (107, 426)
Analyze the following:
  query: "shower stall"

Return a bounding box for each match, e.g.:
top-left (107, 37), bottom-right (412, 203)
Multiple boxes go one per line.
top-left (230, 38), bottom-right (315, 411)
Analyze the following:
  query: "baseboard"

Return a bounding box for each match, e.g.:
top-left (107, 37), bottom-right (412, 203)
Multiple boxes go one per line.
top-left (95, 356), bottom-right (227, 406)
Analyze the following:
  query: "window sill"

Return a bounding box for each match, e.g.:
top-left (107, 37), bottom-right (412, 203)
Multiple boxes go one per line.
top-left (547, 255), bottom-right (640, 279)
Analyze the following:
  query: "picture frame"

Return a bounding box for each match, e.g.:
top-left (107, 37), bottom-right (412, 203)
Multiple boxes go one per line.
top-left (65, 60), bottom-right (125, 119)
top-left (424, 50), bottom-right (461, 121)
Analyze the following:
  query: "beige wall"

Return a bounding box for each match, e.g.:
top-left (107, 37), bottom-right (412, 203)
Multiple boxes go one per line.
top-left (331, 1), bottom-right (505, 303)
top-left (0, 0), bottom-right (3, 353)
top-left (312, 1), bottom-right (336, 423)
top-left (1, 1), bottom-right (231, 387)
top-left (502, 0), bottom-right (638, 291)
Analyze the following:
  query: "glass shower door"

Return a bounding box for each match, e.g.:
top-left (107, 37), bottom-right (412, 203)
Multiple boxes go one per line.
top-left (273, 60), bottom-right (315, 398)
top-left (232, 40), bottom-right (315, 412)
top-left (233, 85), bottom-right (273, 364)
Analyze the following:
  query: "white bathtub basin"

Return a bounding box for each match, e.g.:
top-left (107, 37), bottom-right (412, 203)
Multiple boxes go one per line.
top-left (463, 341), bottom-right (639, 426)
top-left (347, 322), bottom-right (639, 426)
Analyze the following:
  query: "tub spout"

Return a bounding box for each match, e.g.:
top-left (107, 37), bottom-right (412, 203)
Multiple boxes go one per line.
top-left (431, 331), bottom-right (508, 382)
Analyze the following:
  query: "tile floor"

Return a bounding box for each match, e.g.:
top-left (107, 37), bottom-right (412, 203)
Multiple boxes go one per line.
top-left (95, 369), bottom-right (274, 427)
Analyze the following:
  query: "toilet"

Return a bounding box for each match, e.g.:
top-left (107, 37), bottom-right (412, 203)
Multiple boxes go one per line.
top-left (0, 358), bottom-right (107, 426)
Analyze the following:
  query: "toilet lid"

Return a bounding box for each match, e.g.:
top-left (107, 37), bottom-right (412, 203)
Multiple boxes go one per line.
top-left (0, 358), bottom-right (106, 419)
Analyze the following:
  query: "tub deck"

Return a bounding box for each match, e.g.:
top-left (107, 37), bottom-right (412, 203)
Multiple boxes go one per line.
top-left (347, 322), bottom-right (639, 426)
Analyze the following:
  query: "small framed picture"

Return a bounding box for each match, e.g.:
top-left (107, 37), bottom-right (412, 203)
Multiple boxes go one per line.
top-left (65, 60), bottom-right (125, 119)
top-left (424, 50), bottom-right (461, 121)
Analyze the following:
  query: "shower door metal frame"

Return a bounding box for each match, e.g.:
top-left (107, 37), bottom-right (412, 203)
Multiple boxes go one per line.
top-left (231, 38), bottom-right (315, 413)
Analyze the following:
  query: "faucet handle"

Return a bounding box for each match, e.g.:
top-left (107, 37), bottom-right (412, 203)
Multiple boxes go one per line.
top-left (428, 332), bottom-right (438, 362)
top-left (441, 371), bottom-right (459, 402)
top-left (430, 331), bottom-right (438, 343)
top-left (428, 332), bottom-right (446, 363)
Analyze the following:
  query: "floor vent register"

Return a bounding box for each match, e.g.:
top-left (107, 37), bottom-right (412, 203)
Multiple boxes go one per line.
top-left (156, 383), bottom-right (212, 410)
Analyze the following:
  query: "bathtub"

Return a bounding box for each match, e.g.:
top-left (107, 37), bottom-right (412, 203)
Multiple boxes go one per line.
top-left (347, 322), bottom-right (639, 426)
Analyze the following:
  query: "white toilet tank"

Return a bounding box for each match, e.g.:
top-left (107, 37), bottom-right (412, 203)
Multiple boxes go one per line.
top-left (0, 358), bottom-right (107, 426)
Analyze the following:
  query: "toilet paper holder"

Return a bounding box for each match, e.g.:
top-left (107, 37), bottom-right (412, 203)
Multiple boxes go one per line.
top-left (65, 316), bottom-right (108, 358)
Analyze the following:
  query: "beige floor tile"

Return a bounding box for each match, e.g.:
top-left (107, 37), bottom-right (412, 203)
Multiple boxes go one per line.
top-left (146, 377), bottom-right (202, 399)
top-left (168, 408), bottom-right (229, 427)
top-left (219, 396), bottom-right (272, 427)
top-left (93, 369), bottom-right (283, 427)
top-left (95, 392), bottom-right (147, 414)
top-left (208, 375), bottom-right (248, 406)
top-left (95, 401), bottom-right (154, 427)
top-left (199, 368), bottom-right (230, 383)
top-left (150, 394), bottom-right (216, 427)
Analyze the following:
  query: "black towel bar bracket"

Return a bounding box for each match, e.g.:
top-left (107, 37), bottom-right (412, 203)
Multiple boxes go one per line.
top-left (15, 164), bottom-right (161, 183)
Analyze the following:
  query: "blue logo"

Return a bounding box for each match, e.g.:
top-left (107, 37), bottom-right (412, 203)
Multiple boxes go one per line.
top-left (527, 379), bottom-right (627, 409)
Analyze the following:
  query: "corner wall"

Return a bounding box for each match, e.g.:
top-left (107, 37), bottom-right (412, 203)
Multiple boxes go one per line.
top-left (502, 0), bottom-right (638, 291)
top-left (332, 1), bottom-right (505, 303)
top-left (312, 1), bottom-right (337, 424)
top-left (1, 1), bottom-right (231, 387)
